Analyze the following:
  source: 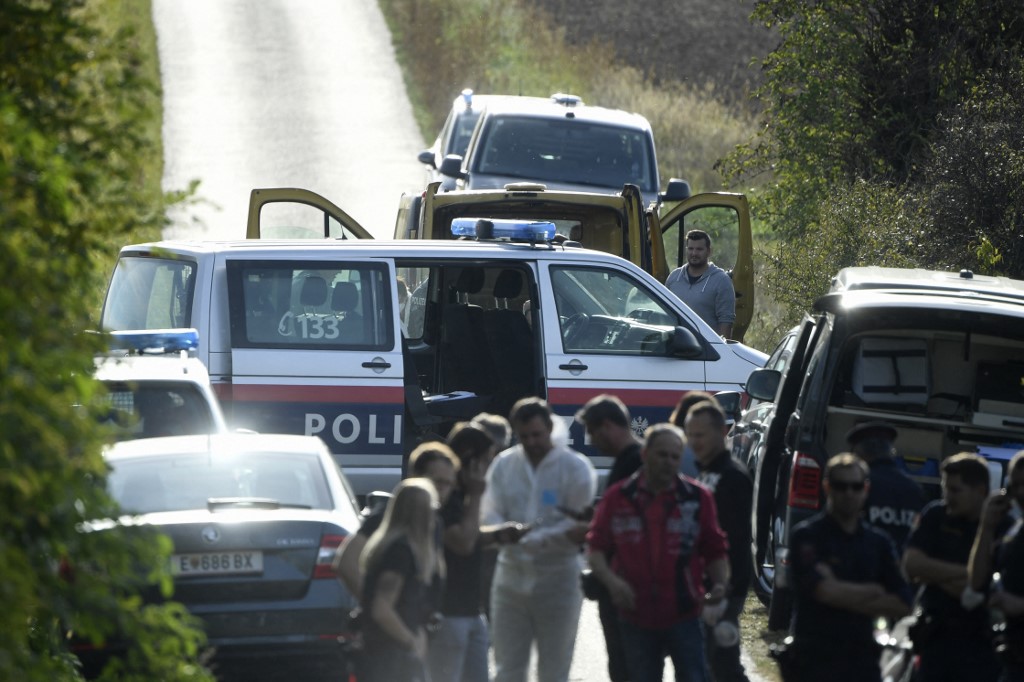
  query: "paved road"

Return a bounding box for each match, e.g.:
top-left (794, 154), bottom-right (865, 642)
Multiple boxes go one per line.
top-left (153, 3), bottom-right (766, 680)
top-left (154, 0), bottom-right (424, 240)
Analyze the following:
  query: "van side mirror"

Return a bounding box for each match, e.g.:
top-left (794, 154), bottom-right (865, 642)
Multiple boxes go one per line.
top-left (418, 149), bottom-right (436, 167)
top-left (714, 391), bottom-right (742, 423)
top-left (669, 326), bottom-right (703, 358)
top-left (439, 154), bottom-right (466, 179)
top-left (661, 178), bottom-right (692, 202)
top-left (746, 368), bottom-right (782, 402)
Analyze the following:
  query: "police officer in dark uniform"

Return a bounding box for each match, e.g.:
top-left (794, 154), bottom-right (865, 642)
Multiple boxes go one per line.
top-left (782, 454), bottom-right (913, 682)
top-left (846, 420), bottom-right (927, 551)
top-left (903, 453), bottom-right (1004, 681)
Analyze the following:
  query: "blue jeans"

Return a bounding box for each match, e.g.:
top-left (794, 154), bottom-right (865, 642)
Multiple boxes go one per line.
top-left (618, 617), bottom-right (709, 682)
top-left (427, 614), bottom-right (490, 682)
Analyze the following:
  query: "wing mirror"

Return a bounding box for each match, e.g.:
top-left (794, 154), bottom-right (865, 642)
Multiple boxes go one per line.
top-left (438, 154), bottom-right (466, 179)
top-left (418, 149), bottom-right (436, 167)
top-left (745, 368), bottom-right (782, 402)
top-left (714, 391), bottom-right (743, 424)
top-left (669, 326), bottom-right (704, 358)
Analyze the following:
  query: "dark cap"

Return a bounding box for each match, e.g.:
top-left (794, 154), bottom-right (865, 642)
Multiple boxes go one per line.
top-left (845, 420), bottom-right (898, 446)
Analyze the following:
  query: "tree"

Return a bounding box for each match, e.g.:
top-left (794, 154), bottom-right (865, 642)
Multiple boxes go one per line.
top-left (725, 0), bottom-right (1024, 319)
top-left (0, 1), bottom-right (210, 678)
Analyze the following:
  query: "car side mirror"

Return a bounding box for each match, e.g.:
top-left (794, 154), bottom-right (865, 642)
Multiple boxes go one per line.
top-left (714, 391), bottom-right (743, 423)
top-left (661, 178), bottom-right (692, 202)
top-left (417, 149), bottom-right (436, 167)
top-left (669, 326), bottom-right (703, 358)
top-left (439, 154), bottom-right (466, 179)
top-left (745, 368), bottom-right (782, 402)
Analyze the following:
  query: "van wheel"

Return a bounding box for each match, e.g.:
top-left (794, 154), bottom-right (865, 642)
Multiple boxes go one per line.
top-left (767, 585), bottom-right (793, 631)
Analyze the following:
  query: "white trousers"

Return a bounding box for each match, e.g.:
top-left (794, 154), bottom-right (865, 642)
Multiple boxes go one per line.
top-left (490, 562), bottom-right (583, 682)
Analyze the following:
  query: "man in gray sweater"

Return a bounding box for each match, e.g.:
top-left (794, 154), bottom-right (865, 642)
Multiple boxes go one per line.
top-left (665, 229), bottom-right (736, 339)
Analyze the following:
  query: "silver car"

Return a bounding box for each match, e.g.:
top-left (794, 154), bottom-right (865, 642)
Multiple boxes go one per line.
top-left (103, 433), bottom-right (361, 679)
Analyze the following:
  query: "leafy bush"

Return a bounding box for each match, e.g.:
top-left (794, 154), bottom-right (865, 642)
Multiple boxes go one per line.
top-left (0, 1), bottom-right (209, 678)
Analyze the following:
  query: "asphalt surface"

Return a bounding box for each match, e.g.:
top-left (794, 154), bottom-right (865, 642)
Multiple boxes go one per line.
top-left (154, 0), bottom-right (424, 240)
top-left (153, 3), bottom-right (766, 679)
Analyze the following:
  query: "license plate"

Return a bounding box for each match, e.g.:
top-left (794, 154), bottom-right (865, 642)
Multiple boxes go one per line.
top-left (171, 551), bottom-right (263, 576)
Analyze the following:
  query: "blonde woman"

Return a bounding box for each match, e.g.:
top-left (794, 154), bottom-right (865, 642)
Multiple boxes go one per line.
top-left (360, 478), bottom-right (443, 682)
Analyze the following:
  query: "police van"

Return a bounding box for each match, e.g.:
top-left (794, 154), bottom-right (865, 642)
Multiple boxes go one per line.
top-left (101, 204), bottom-right (765, 495)
top-left (94, 329), bottom-right (229, 440)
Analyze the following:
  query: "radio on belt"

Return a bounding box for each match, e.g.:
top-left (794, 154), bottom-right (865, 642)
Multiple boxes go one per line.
top-left (451, 217), bottom-right (556, 242)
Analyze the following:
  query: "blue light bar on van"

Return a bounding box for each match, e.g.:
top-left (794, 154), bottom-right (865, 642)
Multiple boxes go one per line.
top-left (109, 329), bottom-right (199, 354)
top-left (451, 218), bottom-right (557, 242)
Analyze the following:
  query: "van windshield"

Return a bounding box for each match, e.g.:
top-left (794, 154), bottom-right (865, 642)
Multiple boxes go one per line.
top-left (102, 256), bottom-right (196, 331)
top-left (472, 116), bottom-right (656, 192)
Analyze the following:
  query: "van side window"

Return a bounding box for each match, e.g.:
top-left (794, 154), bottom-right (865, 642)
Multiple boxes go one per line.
top-left (102, 256), bottom-right (196, 331)
top-left (550, 266), bottom-right (682, 355)
top-left (226, 261), bottom-right (393, 349)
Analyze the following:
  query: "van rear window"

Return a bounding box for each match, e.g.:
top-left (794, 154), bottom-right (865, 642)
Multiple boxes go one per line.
top-left (102, 256), bottom-right (196, 331)
top-left (226, 261), bottom-right (393, 350)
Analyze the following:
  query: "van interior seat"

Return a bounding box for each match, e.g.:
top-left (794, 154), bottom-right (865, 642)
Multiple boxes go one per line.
top-left (482, 269), bottom-right (536, 415)
top-left (441, 267), bottom-right (494, 395)
top-left (331, 281), bottom-right (365, 343)
top-left (299, 275), bottom-right (329, 309)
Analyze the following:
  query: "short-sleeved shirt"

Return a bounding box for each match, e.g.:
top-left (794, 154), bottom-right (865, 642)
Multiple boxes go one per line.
top-left (789, 512), bottom-right (912, 653)
top-left (359, 504), bottom-right (445, 612)
top-left (438, 489), bottom-right (483, 617)
top-left (906, 501), bottom-right (996, 631)
top-left (864, 457), bottom-right (926, 550)
top-left (362, 538), bottom-right (430, 650)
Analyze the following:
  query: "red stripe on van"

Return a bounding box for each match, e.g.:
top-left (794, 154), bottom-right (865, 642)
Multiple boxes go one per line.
top-left (228, 384), bottom-right (403, 403)
top-left (547, 387), bottom-right (689, 408)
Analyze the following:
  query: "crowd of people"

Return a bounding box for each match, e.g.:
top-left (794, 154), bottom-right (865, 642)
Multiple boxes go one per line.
top-left (331, 389), bottom-right (1024, 682)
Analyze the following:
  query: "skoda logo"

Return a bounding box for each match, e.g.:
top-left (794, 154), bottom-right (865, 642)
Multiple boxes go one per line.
top-left (201, 526), bottom-right (220, 544)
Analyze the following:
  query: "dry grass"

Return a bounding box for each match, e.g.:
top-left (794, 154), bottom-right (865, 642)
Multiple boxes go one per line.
top-left (378, 0), bottom-right (758, 194)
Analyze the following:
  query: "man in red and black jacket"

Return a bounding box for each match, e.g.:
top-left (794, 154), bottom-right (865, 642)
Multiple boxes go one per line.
top-left (587, 422), bottom-right (730, 682)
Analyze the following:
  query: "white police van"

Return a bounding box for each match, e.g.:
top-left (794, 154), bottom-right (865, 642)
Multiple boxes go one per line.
top-left (94, 329), bottom-right (229, 440)
top-left (100, 195), bottom-right (765, 494)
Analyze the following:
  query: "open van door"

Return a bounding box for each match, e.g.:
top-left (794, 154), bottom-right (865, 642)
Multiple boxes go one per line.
top-left (246, 188), bottom-right (373, 240)
top-left (649, 193), bottom-right (754, 341)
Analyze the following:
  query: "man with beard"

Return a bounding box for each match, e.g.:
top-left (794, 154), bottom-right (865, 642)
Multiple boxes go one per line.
top-left (665, 230), bottom-right (736, 339)
top-left (482, 397), bottom-right (596, 682)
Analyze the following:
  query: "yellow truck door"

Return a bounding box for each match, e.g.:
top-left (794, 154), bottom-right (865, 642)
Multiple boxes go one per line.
top-left (246, 188), bottom-right (373, 240)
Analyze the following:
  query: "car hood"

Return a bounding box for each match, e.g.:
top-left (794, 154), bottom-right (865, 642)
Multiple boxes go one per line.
top-left (467, 173), bottom-right (660, 207)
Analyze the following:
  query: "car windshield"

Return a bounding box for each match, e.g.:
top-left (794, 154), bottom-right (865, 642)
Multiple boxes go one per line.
top-left (472, 116), bottom-right (656, 192)
top-left (108, 451), bottom-right (334, 514)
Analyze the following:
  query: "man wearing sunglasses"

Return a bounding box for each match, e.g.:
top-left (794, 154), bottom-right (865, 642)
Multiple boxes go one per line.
top-left (782, 454), bottom-right (913, 682)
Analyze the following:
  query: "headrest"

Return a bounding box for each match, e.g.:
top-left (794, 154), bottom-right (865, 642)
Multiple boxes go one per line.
top-left (493, 269), bottom-right (523, 299)
top-left (454, 268), bottom-right (485, 295)
top-left (300, 276), bottom-right (329, 307)
top-left (331, 281), bottom-right (359, 313)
